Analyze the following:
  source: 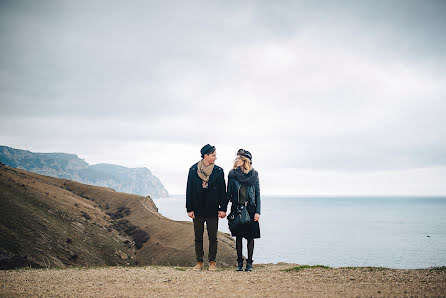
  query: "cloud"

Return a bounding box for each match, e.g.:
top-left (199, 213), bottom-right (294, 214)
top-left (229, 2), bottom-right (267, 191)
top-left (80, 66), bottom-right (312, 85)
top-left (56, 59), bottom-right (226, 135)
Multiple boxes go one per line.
top-left (1, 0), bottom-right (445, 194)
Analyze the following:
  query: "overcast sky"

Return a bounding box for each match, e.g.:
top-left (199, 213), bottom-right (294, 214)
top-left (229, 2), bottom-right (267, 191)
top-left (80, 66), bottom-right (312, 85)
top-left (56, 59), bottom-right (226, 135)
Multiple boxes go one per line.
top-left (1, 0), bottom-right (445, 195)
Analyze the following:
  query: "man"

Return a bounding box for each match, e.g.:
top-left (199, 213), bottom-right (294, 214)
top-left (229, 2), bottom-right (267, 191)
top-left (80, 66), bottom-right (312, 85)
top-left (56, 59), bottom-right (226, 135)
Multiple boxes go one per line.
top-left (186, 144), bottom-right (227, 271)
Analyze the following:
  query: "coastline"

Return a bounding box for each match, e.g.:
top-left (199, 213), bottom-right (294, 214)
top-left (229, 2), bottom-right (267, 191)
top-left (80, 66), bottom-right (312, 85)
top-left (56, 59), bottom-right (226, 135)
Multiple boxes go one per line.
top-left (2, 263), bottom-right (445, 297)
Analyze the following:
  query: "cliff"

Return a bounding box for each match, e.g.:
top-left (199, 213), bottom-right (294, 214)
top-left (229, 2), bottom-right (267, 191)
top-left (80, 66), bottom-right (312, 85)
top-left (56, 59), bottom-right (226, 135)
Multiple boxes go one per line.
top-left (0, 145), bottom-right (168, 198)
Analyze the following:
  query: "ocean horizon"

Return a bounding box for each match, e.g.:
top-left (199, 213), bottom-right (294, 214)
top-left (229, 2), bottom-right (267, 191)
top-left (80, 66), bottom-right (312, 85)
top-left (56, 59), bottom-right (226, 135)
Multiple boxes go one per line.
top-left (153, 195), bottom-right (446, 269)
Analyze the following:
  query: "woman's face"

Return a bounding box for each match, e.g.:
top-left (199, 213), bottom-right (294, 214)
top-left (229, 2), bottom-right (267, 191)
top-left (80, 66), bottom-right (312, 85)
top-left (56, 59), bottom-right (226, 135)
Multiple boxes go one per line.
top-left (235, 155), bottom-right (244, 168)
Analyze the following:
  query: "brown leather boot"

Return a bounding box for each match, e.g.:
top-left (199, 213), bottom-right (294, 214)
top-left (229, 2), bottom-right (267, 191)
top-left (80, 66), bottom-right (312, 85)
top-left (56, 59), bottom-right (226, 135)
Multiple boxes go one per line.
top-left (208, 261), bottom-right (217, 271)
top-left (193, 261), bottom-right (203, 271)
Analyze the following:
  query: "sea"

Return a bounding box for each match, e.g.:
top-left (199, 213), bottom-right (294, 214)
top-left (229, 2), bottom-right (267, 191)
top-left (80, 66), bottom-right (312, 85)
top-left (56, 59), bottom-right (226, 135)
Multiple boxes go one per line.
top-left (152, 195), bottom-right (446, 269)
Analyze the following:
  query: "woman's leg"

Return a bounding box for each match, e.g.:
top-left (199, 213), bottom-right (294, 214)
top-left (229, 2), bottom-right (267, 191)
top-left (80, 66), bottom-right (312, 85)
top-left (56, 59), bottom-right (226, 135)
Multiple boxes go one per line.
top-left (245, 238), bottom-right (254, 271)
top-left (247, 238), bottom-right (254, 263)
top-left (236, 236), bottom-right (243, 262)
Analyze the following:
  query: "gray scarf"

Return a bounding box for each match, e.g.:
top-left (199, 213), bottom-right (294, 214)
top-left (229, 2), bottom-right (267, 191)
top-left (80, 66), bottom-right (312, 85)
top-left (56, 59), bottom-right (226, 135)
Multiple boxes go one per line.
top-left (229, 168), bottom-right (258, 186)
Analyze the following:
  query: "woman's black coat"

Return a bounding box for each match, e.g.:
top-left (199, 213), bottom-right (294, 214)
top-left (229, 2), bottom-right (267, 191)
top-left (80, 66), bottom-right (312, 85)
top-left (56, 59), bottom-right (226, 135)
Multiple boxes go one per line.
top-left (226, 169), bottom-right (261, 215)
top-left (186, 162), bottom-right (227, 216)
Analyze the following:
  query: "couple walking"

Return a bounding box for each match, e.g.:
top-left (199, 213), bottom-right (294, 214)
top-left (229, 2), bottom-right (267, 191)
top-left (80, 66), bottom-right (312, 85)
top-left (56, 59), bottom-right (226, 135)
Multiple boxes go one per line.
top-left (186, 144), bottom-right (261, 272)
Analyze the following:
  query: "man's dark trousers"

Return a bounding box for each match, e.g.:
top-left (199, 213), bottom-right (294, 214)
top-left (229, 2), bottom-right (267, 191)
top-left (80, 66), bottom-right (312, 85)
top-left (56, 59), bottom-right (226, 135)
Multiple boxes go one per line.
top-left (193, 215), bottom-right (218, 262)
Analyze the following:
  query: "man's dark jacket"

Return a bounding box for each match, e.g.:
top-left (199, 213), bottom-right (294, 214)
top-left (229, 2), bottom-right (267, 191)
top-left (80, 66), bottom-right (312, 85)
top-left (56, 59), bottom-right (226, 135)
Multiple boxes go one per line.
top-left (186, 162), bottom-right (227, 216)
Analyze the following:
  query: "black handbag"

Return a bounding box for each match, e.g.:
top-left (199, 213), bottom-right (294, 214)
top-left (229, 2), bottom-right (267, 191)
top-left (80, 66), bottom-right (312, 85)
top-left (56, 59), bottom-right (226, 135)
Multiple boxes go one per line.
top-left (228, 202), bottom-right (251, 232)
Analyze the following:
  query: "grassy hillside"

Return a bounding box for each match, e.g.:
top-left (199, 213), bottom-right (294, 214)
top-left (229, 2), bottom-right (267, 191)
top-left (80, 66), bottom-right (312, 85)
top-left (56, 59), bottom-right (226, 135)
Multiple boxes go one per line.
top-left (0, 163), bottom-right (236, 270)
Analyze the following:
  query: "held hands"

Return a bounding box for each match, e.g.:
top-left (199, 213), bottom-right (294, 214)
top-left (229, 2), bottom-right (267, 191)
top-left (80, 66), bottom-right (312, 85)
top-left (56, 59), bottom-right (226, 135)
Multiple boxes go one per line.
top-left (188, 211), bottom-right (226, 219)
top-left (254, 213), bottom-right (260, 222)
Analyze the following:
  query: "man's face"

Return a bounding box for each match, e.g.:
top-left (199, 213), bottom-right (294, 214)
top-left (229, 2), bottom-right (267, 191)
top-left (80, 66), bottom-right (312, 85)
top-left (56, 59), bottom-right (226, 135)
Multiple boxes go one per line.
top-left (204, 151), bottom-right (217, 164)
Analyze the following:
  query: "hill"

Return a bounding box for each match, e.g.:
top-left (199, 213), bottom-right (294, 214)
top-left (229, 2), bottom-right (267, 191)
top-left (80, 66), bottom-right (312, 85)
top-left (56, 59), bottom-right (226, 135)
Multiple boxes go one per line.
top-left (0, 163), bottom-right (236, 270)
top-left (0, 145), bottom-right (168, 198)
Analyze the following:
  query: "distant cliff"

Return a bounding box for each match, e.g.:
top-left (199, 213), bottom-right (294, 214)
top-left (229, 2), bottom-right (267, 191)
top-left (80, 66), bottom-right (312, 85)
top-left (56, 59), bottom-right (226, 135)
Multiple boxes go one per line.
top-left (0, 146), bottom-right (169, 198)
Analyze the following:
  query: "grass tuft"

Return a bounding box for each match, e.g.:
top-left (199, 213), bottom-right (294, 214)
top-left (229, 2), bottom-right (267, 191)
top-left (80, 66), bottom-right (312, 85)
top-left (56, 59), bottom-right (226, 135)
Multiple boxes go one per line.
top-left (174, 267), bottom-right (187, 271)
top-left (282, 265), bottom-right (331, 272)
top-left (428, 266), bottom-right (446, 272)
top-left (340, 266), bottom-right (388, 271)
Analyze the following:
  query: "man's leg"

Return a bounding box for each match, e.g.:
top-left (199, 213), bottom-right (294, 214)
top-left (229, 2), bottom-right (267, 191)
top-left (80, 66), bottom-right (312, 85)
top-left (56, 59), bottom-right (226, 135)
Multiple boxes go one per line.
top-left (206, 216), bottom-right (219, 262)
top-left (193, 216), bottom-right (205, 262)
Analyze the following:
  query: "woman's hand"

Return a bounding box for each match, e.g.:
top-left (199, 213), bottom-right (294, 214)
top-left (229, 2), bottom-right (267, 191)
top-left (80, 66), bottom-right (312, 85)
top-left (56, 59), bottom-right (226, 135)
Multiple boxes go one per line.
top-left (254, 213), bottom-right (260, 222)
top-left (188, 211), bottom-right (195, 219)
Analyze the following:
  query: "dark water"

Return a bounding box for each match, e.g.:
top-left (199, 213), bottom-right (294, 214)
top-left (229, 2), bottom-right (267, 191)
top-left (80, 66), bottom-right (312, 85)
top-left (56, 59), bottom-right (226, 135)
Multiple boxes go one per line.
top-left (154, 196), bottom-right (446, 268)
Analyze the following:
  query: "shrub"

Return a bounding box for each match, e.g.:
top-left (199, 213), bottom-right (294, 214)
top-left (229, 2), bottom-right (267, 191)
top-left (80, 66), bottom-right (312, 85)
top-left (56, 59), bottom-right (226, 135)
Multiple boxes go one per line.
top-left (106, 206), bottom-right (131, 219)
top-left (81, 211), bottom-right (91, 220)
top-left (111, 219), bottom-right (149, 249)
top-left (132, 230), bottom-right (149, 249)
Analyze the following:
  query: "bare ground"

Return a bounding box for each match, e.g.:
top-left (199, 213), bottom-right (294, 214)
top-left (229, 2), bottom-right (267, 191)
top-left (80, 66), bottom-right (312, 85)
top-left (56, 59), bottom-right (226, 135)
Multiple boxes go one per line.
top-left (1, 263), bottom-right (445, 297)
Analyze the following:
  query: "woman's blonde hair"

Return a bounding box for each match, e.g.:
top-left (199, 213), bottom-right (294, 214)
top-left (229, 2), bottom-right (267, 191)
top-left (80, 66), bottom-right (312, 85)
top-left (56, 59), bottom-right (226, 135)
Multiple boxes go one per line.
top-left (233, 155), bottom-right (252, 173)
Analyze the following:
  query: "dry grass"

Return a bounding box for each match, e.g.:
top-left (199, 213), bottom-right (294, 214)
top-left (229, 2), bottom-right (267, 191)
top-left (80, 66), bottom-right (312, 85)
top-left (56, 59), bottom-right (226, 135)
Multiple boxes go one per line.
top-left (1, 263), bottom-right (445, 297)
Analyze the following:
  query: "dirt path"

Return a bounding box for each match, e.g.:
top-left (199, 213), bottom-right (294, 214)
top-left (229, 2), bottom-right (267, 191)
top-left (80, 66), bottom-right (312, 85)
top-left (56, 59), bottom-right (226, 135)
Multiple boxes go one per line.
top-left (1, 263), bottom-right (445, 297)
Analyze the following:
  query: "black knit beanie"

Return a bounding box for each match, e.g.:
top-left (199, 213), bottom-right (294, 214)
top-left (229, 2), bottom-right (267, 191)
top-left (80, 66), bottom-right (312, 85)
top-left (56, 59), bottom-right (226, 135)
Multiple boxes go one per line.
top-left (200, 144), bottom-right (215, 158)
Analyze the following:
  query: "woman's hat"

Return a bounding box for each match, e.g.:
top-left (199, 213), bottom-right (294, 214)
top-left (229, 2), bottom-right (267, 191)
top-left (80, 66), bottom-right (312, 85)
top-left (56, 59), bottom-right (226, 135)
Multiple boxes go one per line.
top-left (237, 149), bottom-right (252, 162)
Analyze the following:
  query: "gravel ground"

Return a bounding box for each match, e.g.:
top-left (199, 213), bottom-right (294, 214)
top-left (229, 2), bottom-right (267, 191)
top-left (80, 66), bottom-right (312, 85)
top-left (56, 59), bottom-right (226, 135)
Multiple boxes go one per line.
top-left (1, 263), bottom-right (445, 297)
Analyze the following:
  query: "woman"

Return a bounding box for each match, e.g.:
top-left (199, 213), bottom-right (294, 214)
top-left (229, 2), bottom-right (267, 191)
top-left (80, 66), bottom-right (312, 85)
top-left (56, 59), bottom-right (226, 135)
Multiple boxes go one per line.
top-left (227, 149), bottom-right (261, 271)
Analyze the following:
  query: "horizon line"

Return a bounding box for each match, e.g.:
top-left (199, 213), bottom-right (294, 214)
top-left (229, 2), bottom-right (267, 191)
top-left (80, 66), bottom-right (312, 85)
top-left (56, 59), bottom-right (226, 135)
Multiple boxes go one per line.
top-left (165, 194), bottom-right (446, 198)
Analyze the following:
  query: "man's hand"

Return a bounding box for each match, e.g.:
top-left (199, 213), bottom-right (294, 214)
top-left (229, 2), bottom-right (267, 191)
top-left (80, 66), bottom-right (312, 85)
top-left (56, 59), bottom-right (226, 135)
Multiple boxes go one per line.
top-left (188, 211), bottom-right (195, 219)
top-left (254, 213), bottom-right (260, 222)
top-left (218, 211), bottom-right (226, 218)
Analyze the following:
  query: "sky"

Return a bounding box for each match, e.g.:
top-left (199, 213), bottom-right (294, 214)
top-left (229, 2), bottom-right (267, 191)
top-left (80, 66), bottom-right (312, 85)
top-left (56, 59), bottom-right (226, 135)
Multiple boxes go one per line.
top-left (1, 0), bottom-right (446, 196)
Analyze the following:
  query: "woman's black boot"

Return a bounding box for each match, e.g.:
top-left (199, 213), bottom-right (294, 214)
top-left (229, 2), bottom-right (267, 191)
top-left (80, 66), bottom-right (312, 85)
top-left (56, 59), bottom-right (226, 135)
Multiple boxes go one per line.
top-left (236, 261), bottom-right (244, 271)
top-left (245, 260), bottom-right (253, 272)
